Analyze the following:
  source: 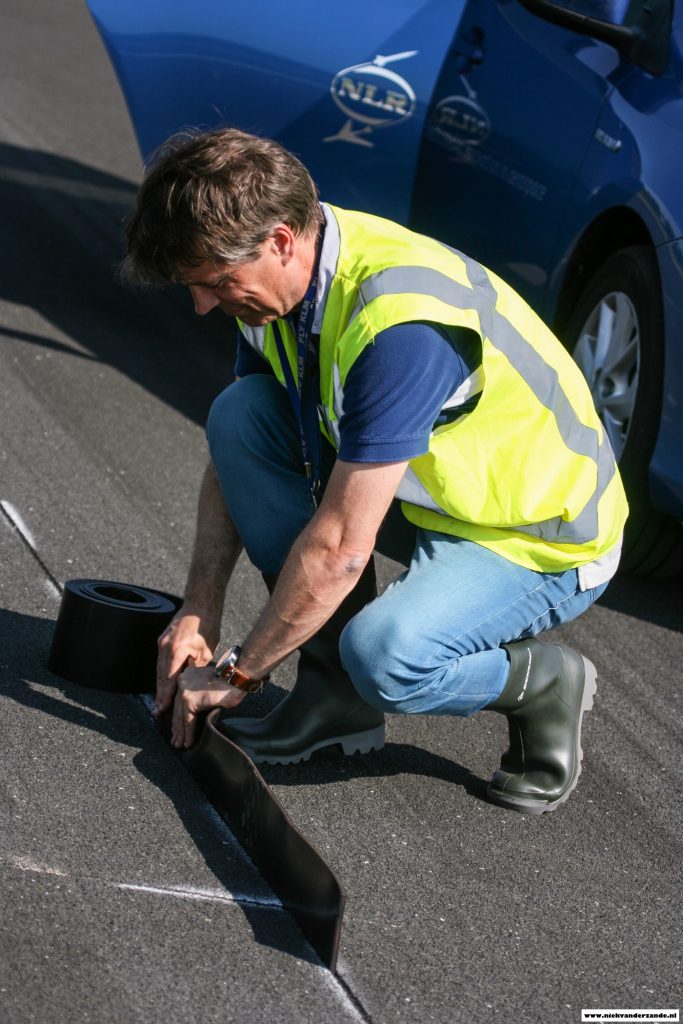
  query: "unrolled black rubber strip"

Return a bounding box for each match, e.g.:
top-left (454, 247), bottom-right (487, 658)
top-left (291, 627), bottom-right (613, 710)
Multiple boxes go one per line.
top-left (182, 710), bottom-right (345, 972)
top-left (48, 579), bottom-right (345, 968)
top-left (48, 579), bottom-right (182, 693)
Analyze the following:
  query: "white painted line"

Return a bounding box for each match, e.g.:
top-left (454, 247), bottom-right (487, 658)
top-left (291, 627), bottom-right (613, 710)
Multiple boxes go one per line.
top-left (315, 961), bottom-right (369, 1024)
top-left (7, 856), bottom-right (369, 1006)
top-left (44, 577), bottom-right (62, 599)
top-left (1, 499), bottom-right (36, 549)
top-left (6, 859), bottom-right (282, 911)
top-left (10, 854), bottom-right (68, 876)
top-left (116, 881), bottom-right (283, 909)
top-left (119, 884), bottom-right (369, 1015)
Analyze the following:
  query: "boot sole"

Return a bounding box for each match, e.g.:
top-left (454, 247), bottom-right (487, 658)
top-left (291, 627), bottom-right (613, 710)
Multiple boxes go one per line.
top-left (487, 656), bottom-right (597, 815)
top-left (241, 723), bottom-right (386, 766)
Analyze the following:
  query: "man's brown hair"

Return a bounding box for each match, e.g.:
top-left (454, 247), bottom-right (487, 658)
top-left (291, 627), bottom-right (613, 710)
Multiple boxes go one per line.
top-left (123, 127), bottom-right (324, 286)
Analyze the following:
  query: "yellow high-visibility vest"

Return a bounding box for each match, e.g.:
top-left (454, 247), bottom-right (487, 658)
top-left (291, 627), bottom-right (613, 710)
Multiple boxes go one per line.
top-left (239, 205), bottom-right (628, 574)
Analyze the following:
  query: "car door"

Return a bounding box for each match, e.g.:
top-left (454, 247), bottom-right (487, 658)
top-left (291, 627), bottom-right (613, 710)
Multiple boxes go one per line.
top-left (410, 0), bottom-right (618, 315)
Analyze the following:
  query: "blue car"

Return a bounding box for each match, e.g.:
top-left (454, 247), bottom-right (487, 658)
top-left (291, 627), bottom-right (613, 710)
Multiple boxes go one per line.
top-left (89, 0), bottom-right (683, 575)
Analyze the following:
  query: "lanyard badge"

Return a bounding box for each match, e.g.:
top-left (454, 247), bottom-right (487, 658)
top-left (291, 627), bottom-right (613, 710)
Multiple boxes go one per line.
top-left (272, 269), bottom-right (321, 509)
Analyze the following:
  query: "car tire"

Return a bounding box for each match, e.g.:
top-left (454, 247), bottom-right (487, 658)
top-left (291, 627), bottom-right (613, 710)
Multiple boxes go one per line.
top-left (565, 245), bottom-right (683, 578)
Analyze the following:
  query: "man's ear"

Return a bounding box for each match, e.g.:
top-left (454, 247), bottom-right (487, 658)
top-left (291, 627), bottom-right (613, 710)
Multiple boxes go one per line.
top-left (269, 224), bottom-right (296, 263)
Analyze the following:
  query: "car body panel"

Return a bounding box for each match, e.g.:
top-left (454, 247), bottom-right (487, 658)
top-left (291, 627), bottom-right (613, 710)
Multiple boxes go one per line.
top-left (410, 1), bottom-right (614, 309)
top-left (88, 0), bottom-right (467, 223)
top-left (549, 23), bottom-right (683, 518)
top-left (87, 0), bottom-right (683, 519)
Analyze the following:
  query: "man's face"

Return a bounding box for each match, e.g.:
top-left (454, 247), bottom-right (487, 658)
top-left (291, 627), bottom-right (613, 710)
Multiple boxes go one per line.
top-left (181, 232), bottom-right (303, 326)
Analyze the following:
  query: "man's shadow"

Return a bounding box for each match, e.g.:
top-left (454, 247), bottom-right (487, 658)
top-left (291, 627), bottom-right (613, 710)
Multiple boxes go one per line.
top-left (0, 143), bottom-right (236, 427)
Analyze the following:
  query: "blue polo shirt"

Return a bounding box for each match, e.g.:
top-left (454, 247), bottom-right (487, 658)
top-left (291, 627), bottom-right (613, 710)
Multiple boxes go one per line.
top-left (235, 321), bottom-right (482, 463)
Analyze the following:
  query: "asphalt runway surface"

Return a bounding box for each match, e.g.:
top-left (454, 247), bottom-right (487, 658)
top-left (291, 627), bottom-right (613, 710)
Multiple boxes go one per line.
top-left (1, 3), bottom-right (681, 1022)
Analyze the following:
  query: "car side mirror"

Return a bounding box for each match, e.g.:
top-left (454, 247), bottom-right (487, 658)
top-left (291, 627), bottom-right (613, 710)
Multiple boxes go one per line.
top-left (518, 0), bottom-right (673, 75)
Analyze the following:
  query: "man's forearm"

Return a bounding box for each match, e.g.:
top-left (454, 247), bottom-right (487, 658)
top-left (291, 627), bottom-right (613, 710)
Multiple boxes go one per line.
top-left (237, 513), bottom-right (369, 679)
top-left (183, 459), bottom-right (243, 617)
top-left (235, 459), bottom-right (408, 682)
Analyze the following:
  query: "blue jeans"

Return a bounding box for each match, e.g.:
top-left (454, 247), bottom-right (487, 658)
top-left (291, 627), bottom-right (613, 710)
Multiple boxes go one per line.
top-left (207, 375), bottom-right (607, 717)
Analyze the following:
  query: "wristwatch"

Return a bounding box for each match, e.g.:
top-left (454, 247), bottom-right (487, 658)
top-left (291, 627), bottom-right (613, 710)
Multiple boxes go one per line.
top-left (213, 644), bottom-right (268, 694)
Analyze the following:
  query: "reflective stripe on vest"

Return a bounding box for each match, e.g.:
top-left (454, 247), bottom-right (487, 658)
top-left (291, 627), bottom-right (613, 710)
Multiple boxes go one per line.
top-left (345, 259), bottom-right (617, 547)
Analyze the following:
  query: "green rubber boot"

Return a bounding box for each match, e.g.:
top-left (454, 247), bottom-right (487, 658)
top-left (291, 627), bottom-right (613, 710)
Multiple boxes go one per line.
top-left (485, 638), bottom-right (597, 814)
top-left (218, 561), bottom-right (385, 764)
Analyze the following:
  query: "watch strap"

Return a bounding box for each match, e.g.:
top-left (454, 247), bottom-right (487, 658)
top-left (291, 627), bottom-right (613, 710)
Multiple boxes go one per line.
top-left (213, 644), bottom-right (268, 694)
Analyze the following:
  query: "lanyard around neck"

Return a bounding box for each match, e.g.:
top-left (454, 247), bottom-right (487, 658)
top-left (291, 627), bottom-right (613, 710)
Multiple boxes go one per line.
top-left (272, 267), bottom-right (321, 509)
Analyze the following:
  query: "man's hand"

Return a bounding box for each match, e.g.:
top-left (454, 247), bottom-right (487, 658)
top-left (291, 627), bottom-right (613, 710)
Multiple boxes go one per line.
top-left (154, 610), bottom-right (220, 718)
top-left (171, 663), bottom-right (246, 749)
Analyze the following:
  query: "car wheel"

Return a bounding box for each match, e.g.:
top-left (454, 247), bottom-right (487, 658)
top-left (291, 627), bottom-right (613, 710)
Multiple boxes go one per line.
top-left (565, 245), bottom-right (683, 577)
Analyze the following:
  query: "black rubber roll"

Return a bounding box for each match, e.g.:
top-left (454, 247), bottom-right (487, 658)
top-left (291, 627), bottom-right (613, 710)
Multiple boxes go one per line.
top-left (48, 580), bottom-right (182, 693)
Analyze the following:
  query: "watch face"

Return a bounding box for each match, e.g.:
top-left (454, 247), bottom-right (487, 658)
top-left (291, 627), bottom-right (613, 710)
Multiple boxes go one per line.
top-left (215, 644), bottom-right (240, 677)
top-left (214, 657), bottom-right (232, 680)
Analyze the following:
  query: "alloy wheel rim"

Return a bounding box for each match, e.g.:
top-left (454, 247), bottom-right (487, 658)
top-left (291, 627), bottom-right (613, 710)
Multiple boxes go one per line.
top-left (572, 290), bottom-right (640, 461)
